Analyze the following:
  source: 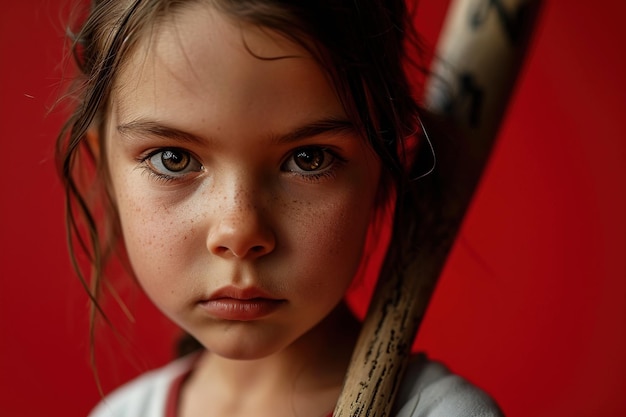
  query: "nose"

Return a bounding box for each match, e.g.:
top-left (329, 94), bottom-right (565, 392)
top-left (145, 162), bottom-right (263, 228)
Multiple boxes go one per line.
top-left (206, 190), bottom-right (276, 260)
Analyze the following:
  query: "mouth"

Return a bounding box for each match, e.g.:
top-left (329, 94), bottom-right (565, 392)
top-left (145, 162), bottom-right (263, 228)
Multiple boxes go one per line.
top-left (198, 286), bottom-right (285, 321)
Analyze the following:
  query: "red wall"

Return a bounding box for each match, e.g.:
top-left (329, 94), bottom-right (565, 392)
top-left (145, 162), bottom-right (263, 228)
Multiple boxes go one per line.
top-left (1, 1), bottom-right (624, 416)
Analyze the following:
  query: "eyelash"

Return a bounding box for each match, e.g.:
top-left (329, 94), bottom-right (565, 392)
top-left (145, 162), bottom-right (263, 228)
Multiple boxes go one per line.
top-left (136, 146), bottom-right (345, 184)
top-left (137, 148), bottom-right (203, 184)
top-left (284, 146), bottom-right (349, 184)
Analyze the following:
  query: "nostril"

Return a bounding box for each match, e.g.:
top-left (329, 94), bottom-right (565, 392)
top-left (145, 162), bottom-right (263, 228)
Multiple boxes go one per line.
top-left (215, 246), bottom-right (230, 255)
top-left (250, 245), bottom-right (266, 254)
top-left (212, 244), bottom-right (268, 258)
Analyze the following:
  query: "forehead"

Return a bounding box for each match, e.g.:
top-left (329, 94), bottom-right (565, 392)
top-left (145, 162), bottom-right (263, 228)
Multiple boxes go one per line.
top-left (111, 3), bottom-right (343, 133)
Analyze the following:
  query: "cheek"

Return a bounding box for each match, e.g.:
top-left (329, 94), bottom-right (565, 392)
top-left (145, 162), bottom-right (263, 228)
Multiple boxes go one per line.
top-left (117, 196), bottom-right (203, 315)
top-left (122, 203), bottom-right (189, 261)
top-left (110, 170), bottom-right (193, 290)
top-left (282, 186), bottom-right (378, 297)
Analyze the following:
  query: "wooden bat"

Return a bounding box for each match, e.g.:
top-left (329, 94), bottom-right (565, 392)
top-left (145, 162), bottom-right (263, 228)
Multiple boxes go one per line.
top-left (333, 0), bottom-right (543, 416)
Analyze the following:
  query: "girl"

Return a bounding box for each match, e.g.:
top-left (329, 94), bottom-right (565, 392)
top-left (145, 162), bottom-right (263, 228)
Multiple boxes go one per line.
top-left (57, 0), bottom-right (504, 416)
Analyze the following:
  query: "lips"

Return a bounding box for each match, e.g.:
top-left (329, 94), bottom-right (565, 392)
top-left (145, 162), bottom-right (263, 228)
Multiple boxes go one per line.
top-left (199, 286), bottom-right (285, 321)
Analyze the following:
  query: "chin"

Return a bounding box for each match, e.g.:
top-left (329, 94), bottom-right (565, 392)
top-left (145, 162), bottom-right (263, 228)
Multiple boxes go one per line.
top-left (193, 330), bottom-right (291, 361)
top-left (205, 342), bottom-right (285, 361)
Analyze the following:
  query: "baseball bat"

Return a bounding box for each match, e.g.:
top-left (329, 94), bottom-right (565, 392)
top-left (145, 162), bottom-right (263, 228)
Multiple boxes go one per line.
top-left (333, 0), bottom-right (543, 416)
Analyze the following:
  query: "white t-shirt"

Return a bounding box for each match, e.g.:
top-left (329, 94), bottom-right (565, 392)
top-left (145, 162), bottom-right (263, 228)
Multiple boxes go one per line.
top-left (89, 353), bottom-right (503, 417)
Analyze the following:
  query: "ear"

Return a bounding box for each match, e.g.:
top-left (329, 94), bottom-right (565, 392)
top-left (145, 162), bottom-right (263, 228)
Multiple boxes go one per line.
top-left (85, 127), bottom-right (102, 163)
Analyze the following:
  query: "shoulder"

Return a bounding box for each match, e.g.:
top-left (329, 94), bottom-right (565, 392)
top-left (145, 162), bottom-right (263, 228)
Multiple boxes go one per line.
top-left (393, 354), bottom-right (504, 417)
top-left (87, 355), bottom-right (196, 417)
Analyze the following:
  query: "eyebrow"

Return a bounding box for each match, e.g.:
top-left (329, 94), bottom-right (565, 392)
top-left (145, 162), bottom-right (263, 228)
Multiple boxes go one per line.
top-left (273, 117), bottom-right (356, 144)
top-left (116, 117), bottom-right (356, 145)
top-left (117, 120), bottom-right (204, 144)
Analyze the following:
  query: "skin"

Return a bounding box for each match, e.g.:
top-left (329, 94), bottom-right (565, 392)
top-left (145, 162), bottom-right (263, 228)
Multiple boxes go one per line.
top-left (104, 4), bottom-right (381, 416)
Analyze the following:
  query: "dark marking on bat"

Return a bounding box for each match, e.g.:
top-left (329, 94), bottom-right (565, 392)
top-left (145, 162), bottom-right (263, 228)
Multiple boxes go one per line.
top-left (470, 0), bottom-right (531, 44)
top-left (442, 72), bottom-right (485, 128)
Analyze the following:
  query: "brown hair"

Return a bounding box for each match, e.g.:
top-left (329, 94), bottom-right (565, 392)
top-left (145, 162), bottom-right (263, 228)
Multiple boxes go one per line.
top-left (57, 0), bottom-right (428, 356)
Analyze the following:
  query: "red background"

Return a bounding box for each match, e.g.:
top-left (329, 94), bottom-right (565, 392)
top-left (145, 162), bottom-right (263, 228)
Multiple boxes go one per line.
top-left (1, 1), bottom-right (625, 416)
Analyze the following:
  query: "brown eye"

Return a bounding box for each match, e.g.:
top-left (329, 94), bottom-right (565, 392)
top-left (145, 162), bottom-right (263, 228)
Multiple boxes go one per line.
top-left (146, 148), bottom-right (203, 178)
top-left (160, 149), bottom-right (189, 172)
top-left (294, 148), bottom-right (325, 171)
top-left (283, 147), bottom-right (335, 175)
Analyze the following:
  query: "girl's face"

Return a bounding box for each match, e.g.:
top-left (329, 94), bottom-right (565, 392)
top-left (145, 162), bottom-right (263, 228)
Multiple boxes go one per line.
top-left (105, 4), bottom-right (381, 360)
